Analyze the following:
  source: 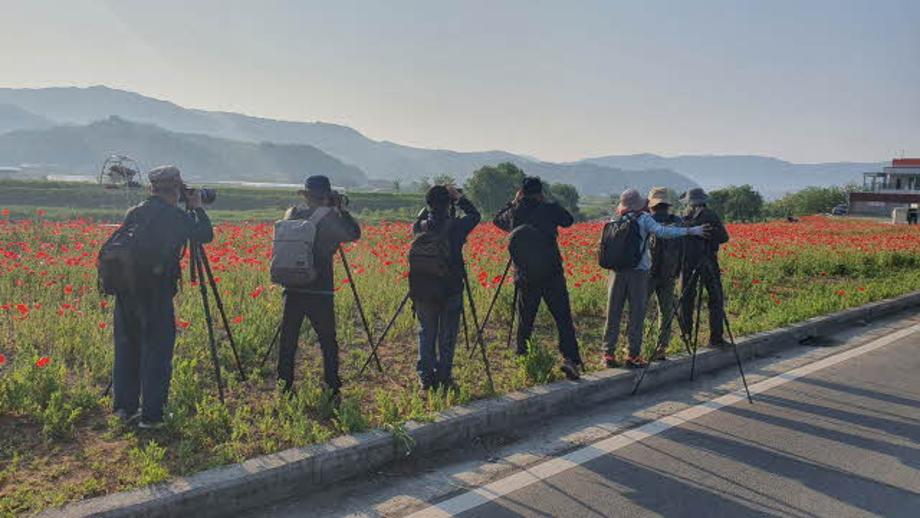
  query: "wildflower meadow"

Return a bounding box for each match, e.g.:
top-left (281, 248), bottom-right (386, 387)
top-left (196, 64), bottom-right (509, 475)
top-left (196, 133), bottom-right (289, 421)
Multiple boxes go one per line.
top-left (1, 212), bottom-right (919, 514)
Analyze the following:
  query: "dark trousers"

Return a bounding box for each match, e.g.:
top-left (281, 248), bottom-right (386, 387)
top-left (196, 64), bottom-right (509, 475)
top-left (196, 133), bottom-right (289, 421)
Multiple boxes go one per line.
top-left (113, 291), bottom-right (176, 422)
top-left (278, 291), bottom-right (341, 392)
top-left (415, 292), bottom-right (464, 386)
top-left (680, 256), bottom-right (725, 343)
top-left (516, 273), bottom-right (581, 364)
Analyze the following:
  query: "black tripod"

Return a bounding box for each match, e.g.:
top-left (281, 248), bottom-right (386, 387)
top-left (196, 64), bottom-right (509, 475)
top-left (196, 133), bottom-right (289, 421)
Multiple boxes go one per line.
top-left (631, 256), bottom-right (752, 403)
top-left (188, 239), bottom-right (247, 403)
top-left (257, 246), bottom-right (382, 374)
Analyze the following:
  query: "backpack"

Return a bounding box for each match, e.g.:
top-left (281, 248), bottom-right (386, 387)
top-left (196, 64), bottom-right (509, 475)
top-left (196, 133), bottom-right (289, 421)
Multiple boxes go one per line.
top-left (270, 207), bottom-right (331, 288)
top-left (408, 220), bottom-right (453, 303)
top-left (97, 204), bottom-right (166, 296)
top-left (508, 223), bottom-right (559, 283)
top-left (598, 213), bottom-right (645, 271)
top-left (649, 214), bottom-right (682, 279)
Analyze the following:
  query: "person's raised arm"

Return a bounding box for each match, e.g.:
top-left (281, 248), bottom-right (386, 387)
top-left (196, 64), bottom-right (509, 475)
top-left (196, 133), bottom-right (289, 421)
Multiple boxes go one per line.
top-left (493, 202), bottom-right (514, 232)
top-left (552, 202), bottom-right (575, 228)
top-left (456, 196), bottom-right (481, 235)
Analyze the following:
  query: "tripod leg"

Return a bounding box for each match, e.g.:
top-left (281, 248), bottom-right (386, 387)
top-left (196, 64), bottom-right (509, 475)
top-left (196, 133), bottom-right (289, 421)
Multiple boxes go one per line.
top-left (258, 321), bottom-right (282, 370)
top-left (724, 312), bottom-right (754, 404)
top-left (462, 270), bottom-right (495, 394)
top-left (688, 267), bottom-right (706, 382)
top-left (197, 244), bottom-right (247, 380)
top-left (461, 298), bottom-right (472, 351)
top-left (507, 283), bottom-right (518, 352)
top-left (359, 292), bottom-right (411, 377)
top-left (338, 247), bottom-right (383, 373)
top-left (191, 244), bottom-right (225, 403)
top-left (477, 258), bottom-right (513, 337)
top-left (632, 268), bottom-right (700, 395)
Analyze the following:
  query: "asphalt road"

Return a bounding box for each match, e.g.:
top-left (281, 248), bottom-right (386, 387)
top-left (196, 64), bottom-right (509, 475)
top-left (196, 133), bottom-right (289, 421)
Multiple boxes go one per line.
top-left (256, 314), bottom-right (920, 518)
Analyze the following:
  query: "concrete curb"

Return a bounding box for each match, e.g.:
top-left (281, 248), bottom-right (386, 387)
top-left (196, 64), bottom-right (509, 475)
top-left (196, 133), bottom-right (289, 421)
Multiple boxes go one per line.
top-left (48, 291), bottom-right (920, 517)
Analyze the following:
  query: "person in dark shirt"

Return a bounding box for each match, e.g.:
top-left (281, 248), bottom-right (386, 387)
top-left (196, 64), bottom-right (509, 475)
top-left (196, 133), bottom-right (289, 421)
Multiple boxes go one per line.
top-left (645, 187), bottom-right (685, 362)
top-left (277, 175), bottom-right (361, 396)
top-left (679, 188), bottom-right (730, 348)
top-left (113, 165), bottom-right (214, 429)
top-left (411, 185), bottom-right (481, 390)
top-left (493, 176), bottom-right (582, 380)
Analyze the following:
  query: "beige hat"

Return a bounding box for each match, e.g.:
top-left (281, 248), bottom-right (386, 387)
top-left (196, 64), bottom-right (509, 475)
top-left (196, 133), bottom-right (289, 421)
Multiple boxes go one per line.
top-left (617, 188), bottom-right (647, 213)
top-left (648, 187), bottom-right (672, 208)
top-left (148, 165), bottom-right (183, 185)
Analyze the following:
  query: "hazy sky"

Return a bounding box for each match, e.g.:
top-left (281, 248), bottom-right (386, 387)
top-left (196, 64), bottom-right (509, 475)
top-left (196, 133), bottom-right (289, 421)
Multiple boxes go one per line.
top-left (2, 0), bottom-right (918, 163)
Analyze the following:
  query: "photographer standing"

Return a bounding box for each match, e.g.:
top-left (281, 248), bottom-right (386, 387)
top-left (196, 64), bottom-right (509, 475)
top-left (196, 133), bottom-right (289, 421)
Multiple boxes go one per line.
top-left (112, 166), bottom-right (213, 429)
top-left (493, 176), bottom-right (583, 380)
top-left (679, 188), bottom-right (730, 348)
top-left (277, 175), bottom-right (361, 397)
top-left (410, 185), bottom-right (480, 391)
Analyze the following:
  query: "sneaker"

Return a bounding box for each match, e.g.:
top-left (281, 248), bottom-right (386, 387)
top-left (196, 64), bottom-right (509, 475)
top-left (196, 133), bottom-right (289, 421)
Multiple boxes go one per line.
top-left (114, 409), bottom-right (140, 424)
top-left (709, 338), bottom-right (731, 349)
top-left (624, 355), bottom-right (649, 369)
top-left (138, 420), bottom-right (164, 430)
top-left (604, 353), bottom-right (620, 368)
top-left (560, 360), bottom-right (581, 381)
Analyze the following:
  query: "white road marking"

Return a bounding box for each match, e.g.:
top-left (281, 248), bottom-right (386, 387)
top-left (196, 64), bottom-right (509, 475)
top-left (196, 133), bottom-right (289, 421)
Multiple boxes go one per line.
top-left (407, 323), bottom-right (920, 518)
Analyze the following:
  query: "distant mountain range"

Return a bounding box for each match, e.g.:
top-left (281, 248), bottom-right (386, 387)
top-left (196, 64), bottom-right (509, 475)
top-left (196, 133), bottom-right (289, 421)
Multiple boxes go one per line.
top-left (0, 85), bottom-right (881, 196)
top-left (0, 117), bottom-right (366, 186)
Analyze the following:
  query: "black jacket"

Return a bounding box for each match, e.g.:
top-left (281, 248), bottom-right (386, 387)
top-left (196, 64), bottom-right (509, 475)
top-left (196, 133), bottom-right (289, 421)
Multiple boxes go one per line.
top-left (284, 205), bottom-right (361, 294)
top-left (493, 197), bottom-right (574, 265)
top-left (412, 197), bottom-right (481, 295)
top-left (123, 196), bottom-right (214, 295)
top-left (682, 205), bottom-right (729, 265)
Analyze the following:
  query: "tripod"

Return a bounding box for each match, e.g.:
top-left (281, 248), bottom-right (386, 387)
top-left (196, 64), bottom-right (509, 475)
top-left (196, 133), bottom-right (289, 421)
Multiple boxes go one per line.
top-left (188, 239), bottom-right (247, 403)
top-left (631, 255), bottom-right (752, 403)
top-left (257, 246), bottom-right (382, 374)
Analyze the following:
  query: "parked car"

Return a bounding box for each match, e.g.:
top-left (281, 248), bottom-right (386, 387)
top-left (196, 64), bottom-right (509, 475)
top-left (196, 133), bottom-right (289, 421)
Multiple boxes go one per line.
top-left (832, 204), bottom-right (849, 216)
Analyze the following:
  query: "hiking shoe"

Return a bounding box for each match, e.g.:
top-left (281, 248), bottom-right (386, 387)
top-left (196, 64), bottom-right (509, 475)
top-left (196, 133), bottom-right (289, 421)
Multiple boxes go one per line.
top-left (138, 420), bottom-right (164, 430)
top-left (440, 379), bottom-right (461, 394)
top-left (709, 338), bottom-right (731, 349)
top-left (652, 349), bottom-right (668, 361)
top-left (624, 355), bottom-right (649, 369)
top-left (560, 360), bottom-right (581, 381)
top-left (114, 409), bottom-right (140, 424)
top-left (604, 353), bottom-right (621, 368)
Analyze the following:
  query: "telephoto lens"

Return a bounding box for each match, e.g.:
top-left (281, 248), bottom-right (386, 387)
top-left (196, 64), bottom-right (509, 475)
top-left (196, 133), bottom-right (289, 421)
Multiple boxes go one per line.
top-left (199, 188), bottom-right (217, 205)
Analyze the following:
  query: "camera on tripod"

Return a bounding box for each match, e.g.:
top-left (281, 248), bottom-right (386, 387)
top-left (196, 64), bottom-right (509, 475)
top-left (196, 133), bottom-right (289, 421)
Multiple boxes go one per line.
top-left (327, 190), bottom-right (349, 209)
top-left (180, 185), bottom-right (217, 205)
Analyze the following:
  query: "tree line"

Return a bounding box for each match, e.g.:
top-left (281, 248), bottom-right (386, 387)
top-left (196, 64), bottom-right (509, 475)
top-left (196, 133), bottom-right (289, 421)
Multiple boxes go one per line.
top-left (404, 161), bottom-right (853, 223)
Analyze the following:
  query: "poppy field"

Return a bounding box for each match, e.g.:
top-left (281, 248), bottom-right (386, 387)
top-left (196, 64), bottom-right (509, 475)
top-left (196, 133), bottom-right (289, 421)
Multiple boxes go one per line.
top-left (1, 213), bottom-right (920, 514)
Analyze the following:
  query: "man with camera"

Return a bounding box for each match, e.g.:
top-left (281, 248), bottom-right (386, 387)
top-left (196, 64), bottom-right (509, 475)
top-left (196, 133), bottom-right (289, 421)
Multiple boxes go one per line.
top-left (679, 187), bottom-right (730, 348)
top-left (409, 185), bottom-right (480, 391)
top-left (493, 176), bottom-right (583, 380)
top-left (276, 175), bottom-right (361, 397)
top-left (112, 165), bottom-right (214, 429)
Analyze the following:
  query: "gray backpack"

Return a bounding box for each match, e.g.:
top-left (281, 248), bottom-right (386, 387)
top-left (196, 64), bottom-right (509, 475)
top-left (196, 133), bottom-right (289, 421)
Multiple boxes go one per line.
top-left (270, 207), bottom-right (331, 288)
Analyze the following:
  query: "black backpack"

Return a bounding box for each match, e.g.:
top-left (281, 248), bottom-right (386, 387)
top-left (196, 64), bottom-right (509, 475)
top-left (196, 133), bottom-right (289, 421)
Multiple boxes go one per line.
top-left (408, 221), bottom-right (452, 303)
top-left (97, 205), bottom-right (165, 296)
top-left (598, 213), bottom-right (645, 271)
top-left (650, 214), bottom-right (682, 279)
top-left (508, 224), bottom-right (559, 283)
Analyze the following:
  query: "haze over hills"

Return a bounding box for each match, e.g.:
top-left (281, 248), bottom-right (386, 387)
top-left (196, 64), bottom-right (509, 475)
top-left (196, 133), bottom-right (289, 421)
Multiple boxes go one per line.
top-left (0, 85), bottom-right (879, 196)
top-left (0, 86), bottom-right (695, 195)
top-left (581, 154), bottom-right (881, 197)
top-left (0, 117), bottom-right (367, 186)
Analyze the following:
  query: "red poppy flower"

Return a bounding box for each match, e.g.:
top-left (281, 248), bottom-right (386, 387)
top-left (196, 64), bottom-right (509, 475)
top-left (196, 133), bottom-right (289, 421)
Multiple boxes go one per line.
top-left (250, 286), bottom-right (265, 298)
top-left (98, 322), bottom-right (107, 330)
top-left (64, 284), bottom-right (74, 295)
top-left (232, 315), bottom-right (243, 324)
top-left (35, 356), bottom-right (51, 368)
top-left (0, 353), bottom-right (6, 366)
top-left (16, 304), bottom-right (29, 317)
top-left (176, 320), bottom-right (191, 329)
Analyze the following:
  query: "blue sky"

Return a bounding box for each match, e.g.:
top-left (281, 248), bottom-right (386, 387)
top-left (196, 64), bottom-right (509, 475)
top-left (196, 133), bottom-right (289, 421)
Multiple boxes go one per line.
top-left (2, 0), bottom-right (917, 162)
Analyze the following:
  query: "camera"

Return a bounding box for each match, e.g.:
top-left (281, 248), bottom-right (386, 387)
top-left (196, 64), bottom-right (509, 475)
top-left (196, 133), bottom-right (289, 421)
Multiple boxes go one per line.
top-left (328, 191), bottom-right (349, 209)
top-left (180, 186), bottom-right (217, 205)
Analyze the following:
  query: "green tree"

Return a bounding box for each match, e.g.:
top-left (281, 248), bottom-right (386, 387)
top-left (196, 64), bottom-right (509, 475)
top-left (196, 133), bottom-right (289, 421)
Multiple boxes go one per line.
top-left (547, 183), bottom-right (582, 220)
top-left (764, 185), bottom-right (849, 217)
top-left (463, 162), bottom-right (526, 215)
top-left (708, 184), bottom-right (764, 222)
top-left (416, 177), bottom-right (432, 194)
